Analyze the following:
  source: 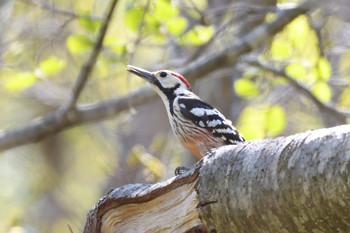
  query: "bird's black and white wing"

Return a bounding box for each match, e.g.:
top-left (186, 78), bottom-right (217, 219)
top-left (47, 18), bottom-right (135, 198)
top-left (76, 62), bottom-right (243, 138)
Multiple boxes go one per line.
top-left (177, 96), bottom-right (245, 144)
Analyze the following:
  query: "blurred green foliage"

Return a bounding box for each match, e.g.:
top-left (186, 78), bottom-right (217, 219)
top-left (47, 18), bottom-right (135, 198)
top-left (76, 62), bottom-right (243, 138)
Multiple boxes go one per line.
top-left (0, 0), bottom-right (349, 232)
top-left (237, 105), bottom-right (286, 140)
top-left (6, 72), bottom-right (37, 91)
top-left (66, 34), bottom-right (94, 54)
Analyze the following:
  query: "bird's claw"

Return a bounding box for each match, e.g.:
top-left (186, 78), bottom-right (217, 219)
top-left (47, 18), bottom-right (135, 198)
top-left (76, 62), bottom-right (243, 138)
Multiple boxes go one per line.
top-left (175, 166), bottom-right (191, 176)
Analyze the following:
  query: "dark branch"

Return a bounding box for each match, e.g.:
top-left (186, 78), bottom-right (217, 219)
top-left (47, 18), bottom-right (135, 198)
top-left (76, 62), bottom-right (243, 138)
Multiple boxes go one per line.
top-left (180, 0), bottom-right (309, 82)
top-left (244, 58), bottom-right (350, 121)
top-left (128, 0), bottom-right (151, 64)
top-left (0, 88), bottom-right (156, 151)
top-left (63, 0), bottom-right (119, 110)
top-left (306, 13), bottom-right (326, 57)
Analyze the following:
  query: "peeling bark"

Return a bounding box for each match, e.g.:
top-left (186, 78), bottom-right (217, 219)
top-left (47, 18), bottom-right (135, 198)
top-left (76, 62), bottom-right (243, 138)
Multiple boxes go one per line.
top-left (84, 125), bottom-right (350, 233)
top-left (84, 169), bottom-right (201, 233)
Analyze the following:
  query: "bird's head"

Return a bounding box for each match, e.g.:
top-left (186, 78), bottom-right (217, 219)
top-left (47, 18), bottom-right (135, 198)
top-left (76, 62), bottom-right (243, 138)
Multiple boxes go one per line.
top-left (127, 65), bottom-right (191, 97)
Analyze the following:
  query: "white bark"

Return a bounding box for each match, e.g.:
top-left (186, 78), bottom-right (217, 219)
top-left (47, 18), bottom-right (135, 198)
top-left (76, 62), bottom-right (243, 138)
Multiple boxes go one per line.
top-left (84, 125), bottom-right (350, 233)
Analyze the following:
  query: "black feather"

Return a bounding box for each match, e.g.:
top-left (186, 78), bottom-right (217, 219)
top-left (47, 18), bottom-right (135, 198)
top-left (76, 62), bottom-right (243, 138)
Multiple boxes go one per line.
top-left (177, 97), bottom-right (245, 144)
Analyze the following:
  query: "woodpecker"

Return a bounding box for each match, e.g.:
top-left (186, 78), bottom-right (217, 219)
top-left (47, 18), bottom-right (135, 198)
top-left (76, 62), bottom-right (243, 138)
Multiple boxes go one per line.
top-left (127, 65), bottom-right (245, 159)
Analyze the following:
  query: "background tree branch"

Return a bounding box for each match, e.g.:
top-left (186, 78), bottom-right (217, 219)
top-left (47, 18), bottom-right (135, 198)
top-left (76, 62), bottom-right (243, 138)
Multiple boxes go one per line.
top-left (23, 0), bottom-right (104, 21)
top-left (84, 124), bottom-right (350, 232)
top-left (0, 0), bottom-right (118, 151)
top-left (243, 57), bottom-right (350, 126)
top-left (0, 87), bottom-right (155, 151)
top-left (62, 0), bottom-right (119, 110)
top-left (0, 1), bottom-right (312, 151)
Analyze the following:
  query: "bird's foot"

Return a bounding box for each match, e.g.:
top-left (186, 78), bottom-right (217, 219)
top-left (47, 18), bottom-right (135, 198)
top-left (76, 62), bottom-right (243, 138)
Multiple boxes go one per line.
top-left (175, 166), bottom-right (191, 176)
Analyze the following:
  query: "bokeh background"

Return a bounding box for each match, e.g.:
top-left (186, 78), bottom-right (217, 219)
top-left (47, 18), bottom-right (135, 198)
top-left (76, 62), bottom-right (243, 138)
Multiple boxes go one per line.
top-left (1, 0), bottom-right (350, 232)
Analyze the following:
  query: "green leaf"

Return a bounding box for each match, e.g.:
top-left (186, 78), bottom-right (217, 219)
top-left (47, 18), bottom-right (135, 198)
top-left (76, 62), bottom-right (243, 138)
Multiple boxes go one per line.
top-left (241, 67), bottom-right (261, 79)
top-left (137, 152), bottom-right (165, 177)
top-left (166, 16), bottom-right (187, 35)
top-left (39, 57), bottom-right (65, 76)
top-left (271, 39), bottom-right (292, 59)
top-left (317, 57), bottom-right (332, 81)
top-left (285, 63), bottom-right (306, 81)
top-left (266, 105), bottom-right (286, 136)
top-left (289, 15), bottom-right (309, 49)
top-left (312, 82), bottom-right (332, 102)
top-left (128, 145), bottom-right (165, 179)
top-left (66, 34), bottom-right (94, 54)
top-left (78, 12), bottom-right (101, 33)
top-left (237, 105), bottom-right (286, 140)
top-left (237, 106), bottom-right (265, 140)
top-left (265, 12), bottom-right (277, 23)
top-left (124, 7), bottom-right (144, 32)
top-left (145, 14), bottom-right (161, 32)
top-left (234, 79), bottom-right (259, 98)
top-left (181, 25), bottom-right (213, 45)
top-left (308, 67), bottom-right (319, 83)
top-left (153, 0), bottom-right (178, 21)
top-left (6, 72), bottom-right (37, 91)
top-left (111, 43), bottom-right (127, 54)
top-left (103, 36), bottom-right (127, 55)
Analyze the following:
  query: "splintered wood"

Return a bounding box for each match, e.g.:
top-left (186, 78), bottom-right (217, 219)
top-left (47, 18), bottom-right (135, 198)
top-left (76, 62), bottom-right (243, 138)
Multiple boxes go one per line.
top-left (101, 182), bottom-right (200, 233)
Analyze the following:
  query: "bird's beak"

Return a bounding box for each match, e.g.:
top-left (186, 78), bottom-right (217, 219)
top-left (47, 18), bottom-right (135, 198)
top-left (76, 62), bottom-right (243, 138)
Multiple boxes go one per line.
top-left (126, 65), bottom-right (156, 83)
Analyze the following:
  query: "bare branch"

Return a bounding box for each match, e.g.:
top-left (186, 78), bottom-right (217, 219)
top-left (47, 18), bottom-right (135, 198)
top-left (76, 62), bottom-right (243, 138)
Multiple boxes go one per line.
top-left (35, 18), bottom-right (75, 65)
top-left (128, 0), bottom-right (151, 64)
top-left (63, 0), bottom-right (119, 110)
top-left (244, 57), bottom-right (350, 122)
top-left (179, 0), bottom-right (309, 81)
top-left (0, 87), bottom-right (156, 151)
top-left (0, 0), bottom-right (119, 151)
top-left (0, 1), bottom-right (312, 151)
top-left (306, 13), bottom-right (327, 57)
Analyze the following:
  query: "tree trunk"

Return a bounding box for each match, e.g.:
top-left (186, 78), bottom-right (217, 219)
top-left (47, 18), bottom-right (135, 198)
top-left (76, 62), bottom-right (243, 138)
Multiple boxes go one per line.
top-left (84, 124), bottom-right (350, 233)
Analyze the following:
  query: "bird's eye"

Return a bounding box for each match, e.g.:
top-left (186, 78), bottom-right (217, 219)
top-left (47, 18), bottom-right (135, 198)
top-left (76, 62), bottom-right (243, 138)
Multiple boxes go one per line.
top-left (160, 72), bottom-right (167, 78)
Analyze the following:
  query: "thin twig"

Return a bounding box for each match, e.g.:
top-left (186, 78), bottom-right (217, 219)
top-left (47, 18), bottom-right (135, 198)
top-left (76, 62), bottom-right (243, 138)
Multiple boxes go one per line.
top-left (180, 0), bottom-right (310, 81)
top-left (67, 224), bottom-right (74, 233)
top-left (128, 0), bottom-right (151, 64)
top-left (35, 18), bottom-right (75, 66)
top-left (204, 2), bottom-right (278, 18)
top-left (306, 13), bottom-right (327, 57)
top-left (63, 0), bottom-right (119, 110)
top-left (126, 0), bottom-right (151, 111)
top-left (187, 0), bottom-right (206, 24)
top-left (185, 15), bottom-right (238, 63)
top-left (243, 58), bottom-right (350, 119)
top-left (23, 0), bottom-right (104, 21)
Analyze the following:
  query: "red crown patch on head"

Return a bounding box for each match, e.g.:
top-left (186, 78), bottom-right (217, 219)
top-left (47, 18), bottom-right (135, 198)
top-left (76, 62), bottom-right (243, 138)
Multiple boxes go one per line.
top-left (171, 72), bottom-right (191, 89)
